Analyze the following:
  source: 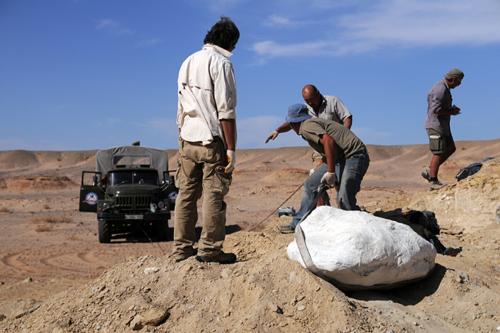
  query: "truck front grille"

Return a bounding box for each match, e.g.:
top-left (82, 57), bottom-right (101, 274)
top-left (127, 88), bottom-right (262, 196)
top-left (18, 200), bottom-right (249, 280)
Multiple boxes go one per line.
top-left (115, 195), bottom-right (151, 210)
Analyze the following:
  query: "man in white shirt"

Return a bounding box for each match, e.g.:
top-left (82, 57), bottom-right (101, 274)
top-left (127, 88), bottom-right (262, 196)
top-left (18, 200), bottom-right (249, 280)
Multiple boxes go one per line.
top-left (174, 17), bottom-right (239, 264)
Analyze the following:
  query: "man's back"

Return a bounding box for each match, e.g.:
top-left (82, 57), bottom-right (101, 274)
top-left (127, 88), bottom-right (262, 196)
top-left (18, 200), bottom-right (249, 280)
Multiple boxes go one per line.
top-left (177, 44), bottom-right (237, 144)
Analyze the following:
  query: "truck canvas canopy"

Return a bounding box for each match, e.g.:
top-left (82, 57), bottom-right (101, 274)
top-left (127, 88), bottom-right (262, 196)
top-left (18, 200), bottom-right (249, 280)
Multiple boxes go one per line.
top-left (96, 146), bottom-right (169, 178)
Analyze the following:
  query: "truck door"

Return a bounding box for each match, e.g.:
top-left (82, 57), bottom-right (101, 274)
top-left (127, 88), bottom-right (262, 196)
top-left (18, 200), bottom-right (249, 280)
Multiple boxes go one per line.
top-left (79, 171), bottom-right (104, 212)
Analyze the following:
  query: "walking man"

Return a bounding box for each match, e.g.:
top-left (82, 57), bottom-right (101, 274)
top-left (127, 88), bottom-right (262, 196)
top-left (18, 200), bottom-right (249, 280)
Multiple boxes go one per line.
top-left (174, 17), bottom-right (239, 264)
top-left (422, 68), bottom-right (464, 190)
top-left (265, 85), bottom-right (353, 233)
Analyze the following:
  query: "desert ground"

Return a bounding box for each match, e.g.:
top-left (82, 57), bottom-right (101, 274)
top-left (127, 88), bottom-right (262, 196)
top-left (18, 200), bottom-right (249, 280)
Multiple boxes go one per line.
top-left (0, 139), bottom-right (499, 332)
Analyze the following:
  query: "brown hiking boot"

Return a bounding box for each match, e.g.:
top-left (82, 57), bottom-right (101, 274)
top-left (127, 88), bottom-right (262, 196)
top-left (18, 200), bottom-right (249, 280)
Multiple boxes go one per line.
top-left (173, 248), bottom-right (197, 262)
top-left (430, 180), bottom-right (444, 190)
top-left (195, 251), bottom-right (237, 264)
top-left (421, 168), bottom-right (432, 182)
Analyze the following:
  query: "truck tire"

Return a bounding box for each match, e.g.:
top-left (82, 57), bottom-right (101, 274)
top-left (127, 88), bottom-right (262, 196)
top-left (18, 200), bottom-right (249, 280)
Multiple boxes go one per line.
top-left (152, 220), bottom-right (170, 241)
top-left (98, 219), bottom-right (111, 243)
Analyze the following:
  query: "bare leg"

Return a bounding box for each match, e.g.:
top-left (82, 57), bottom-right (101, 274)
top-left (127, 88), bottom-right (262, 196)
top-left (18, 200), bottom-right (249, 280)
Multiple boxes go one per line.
top-left (429, 143), bottom-right (456, 179)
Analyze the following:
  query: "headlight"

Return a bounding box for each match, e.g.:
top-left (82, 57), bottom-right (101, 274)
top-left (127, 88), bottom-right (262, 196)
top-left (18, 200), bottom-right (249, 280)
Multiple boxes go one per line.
top-left (150, 203), bottom-right (157, 213)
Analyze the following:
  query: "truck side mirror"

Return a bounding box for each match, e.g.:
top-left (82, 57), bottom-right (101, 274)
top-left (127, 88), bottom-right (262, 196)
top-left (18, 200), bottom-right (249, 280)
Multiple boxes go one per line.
top-left (92, 175), bottom-right (99, 186)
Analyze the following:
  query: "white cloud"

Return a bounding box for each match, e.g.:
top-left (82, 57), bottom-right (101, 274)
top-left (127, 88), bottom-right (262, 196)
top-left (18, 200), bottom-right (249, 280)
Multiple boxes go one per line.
top-left (254, 0), bottom-right (500, 58)
top-left (264, 15), bottom-right (292, 27)
top-left (95, 18), bottom-right (133, 36)
top-left (339, 0), bottom-right (500, 46)
top-left (253, 39), bottom-right (375, 57)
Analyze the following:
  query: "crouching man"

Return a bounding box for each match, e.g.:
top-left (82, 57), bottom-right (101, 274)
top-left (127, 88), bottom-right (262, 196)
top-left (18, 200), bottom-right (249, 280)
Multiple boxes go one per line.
top-left (286, 104), bottom-right (369, 212)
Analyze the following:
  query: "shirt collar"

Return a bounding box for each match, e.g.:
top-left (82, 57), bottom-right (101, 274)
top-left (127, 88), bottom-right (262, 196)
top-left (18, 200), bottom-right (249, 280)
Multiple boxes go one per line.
top-left (203, 43), bottom-right (233, 58)
top-left (443, 79), bottom-right (450, 89)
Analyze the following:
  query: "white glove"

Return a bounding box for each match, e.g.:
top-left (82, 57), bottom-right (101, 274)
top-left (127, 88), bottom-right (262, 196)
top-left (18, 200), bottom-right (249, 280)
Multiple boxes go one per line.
top-left (265, 130), bottom-right (279, 143)
top-left (225, 150), bottom-right (236, 174)
top-left (320, 171), bottom-right (336, 187)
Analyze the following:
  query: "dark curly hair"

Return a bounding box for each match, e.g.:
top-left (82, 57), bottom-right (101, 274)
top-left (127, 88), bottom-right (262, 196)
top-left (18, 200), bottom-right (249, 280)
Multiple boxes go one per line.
top-left (203, 17), bottom-right (240, 51)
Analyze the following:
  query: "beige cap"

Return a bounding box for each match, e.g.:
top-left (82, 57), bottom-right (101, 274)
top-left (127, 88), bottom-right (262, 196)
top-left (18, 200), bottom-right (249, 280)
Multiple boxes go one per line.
top-left (445, 68), bottom-right (464, 80)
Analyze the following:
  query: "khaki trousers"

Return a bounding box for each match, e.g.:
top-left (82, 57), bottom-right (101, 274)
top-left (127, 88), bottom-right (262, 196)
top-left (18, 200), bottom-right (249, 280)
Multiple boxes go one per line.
top-left (174, 138), bottom-right (231, 257)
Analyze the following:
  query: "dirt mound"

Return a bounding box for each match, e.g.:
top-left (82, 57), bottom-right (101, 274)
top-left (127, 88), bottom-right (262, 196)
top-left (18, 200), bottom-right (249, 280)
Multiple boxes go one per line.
top-left (0, 176), bottom-right (77, 191)
top-left (0, 150), bottom-right (39, 170)
top-left (405, 159), bottom-right (500, 233)
top-left (1, 231), bottom-right (404, 333)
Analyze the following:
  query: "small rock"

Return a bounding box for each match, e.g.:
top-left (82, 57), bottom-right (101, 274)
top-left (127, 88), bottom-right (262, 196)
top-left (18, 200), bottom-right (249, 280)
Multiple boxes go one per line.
top-left (180, 264), bottom-right (193, 273)
top-left (139, 308), bottom-right (169, 327)
top-left (457, 272), bottom-right (469, 284)
top-left (130, 315), bottom-right (144, 330)
top-left (23, 277), bottom-right (33, 283)
top-left (144, 267), bottom-right (160, 275)
top-left (413, 321), bottom-right (419, 326)
top-left (0, 314), bottom-right (6, 321)
top-left (59, 317), bottom-right (72, 327)
top-left (297, 304), bottom-right (306, 311)
top-left (268, 303), bottom-right (283, 315)
top-left (496, 325), bottom-right (500, 331)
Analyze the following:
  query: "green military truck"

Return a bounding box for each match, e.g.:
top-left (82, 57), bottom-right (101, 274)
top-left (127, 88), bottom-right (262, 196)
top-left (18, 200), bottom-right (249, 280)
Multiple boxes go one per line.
top-left (79, 145), bottom-right (177, 243)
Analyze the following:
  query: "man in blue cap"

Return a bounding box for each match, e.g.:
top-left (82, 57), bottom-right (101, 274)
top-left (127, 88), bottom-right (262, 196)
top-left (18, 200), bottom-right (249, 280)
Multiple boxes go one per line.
top-left (277, 104), bottom-right (369, 233)
top-left (266, 85), bottom-right (353, 234)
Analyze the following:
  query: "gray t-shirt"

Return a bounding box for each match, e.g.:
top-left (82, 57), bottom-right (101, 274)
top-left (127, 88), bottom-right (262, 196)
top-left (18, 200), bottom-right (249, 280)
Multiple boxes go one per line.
top-left (425, 80), bottom-right (453, 135)
top-left (299, 118), bottom-right (367, 160)
top-left (306, 95), bottom-right (351, 124)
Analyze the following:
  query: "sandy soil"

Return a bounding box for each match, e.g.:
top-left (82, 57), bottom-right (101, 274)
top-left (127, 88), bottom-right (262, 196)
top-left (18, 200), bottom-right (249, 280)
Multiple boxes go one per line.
top-left (0, 140), bottom-right (499, 332)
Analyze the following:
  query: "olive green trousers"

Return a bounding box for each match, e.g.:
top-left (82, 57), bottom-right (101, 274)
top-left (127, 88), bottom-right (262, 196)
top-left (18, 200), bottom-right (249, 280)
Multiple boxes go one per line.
top-left (173, 138), bottom-right (231, 257)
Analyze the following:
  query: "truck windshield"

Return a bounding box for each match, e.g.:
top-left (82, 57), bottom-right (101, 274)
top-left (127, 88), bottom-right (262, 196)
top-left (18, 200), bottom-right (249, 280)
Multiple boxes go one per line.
top-left (108, 171), bottom-right (158, 185)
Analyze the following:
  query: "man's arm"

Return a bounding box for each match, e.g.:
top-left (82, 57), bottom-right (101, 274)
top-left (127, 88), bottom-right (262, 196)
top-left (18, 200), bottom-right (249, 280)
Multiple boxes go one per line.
top-left (318, 133), bottom-right (338, 188)
top-left (429, 89), bottom-right (460, 116)
top-left (220, 119), bottom-right (236, 151)
top-left (319, 134), bottom-right (336, 172)
top-left (221, 119), bottom-right (236, 173)
top-left (436, 106), bottom-right (460, 116)
top-left (343, 116), bottom-right (352, 129)
top-left (265, 122), bottom-right (292, 143)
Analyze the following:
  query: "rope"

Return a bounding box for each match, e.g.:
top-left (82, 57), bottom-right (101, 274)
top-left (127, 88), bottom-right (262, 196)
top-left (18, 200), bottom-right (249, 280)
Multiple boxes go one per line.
top-left (138, 223), bottom-right (168, 255)
top-left (249, 183), bottom-right (304, 231)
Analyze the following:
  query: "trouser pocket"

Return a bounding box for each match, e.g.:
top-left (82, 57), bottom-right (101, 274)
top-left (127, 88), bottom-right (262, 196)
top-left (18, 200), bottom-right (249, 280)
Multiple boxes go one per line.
top-left (429, 134), bottom-right (443, 154)
top-left (213, 168), bottom-right (232, 195)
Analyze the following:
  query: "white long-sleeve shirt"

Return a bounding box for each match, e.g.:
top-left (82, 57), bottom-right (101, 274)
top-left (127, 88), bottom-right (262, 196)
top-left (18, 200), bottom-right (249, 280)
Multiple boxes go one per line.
top-left (176, 44), bottom-right (237, 145)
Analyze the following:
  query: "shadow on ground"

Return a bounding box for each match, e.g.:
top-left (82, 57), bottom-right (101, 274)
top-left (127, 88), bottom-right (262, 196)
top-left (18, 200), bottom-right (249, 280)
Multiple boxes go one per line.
top-left (110, 224), bottom-right (242, 244)
top-left (347, 263), bottom-right (447, 305)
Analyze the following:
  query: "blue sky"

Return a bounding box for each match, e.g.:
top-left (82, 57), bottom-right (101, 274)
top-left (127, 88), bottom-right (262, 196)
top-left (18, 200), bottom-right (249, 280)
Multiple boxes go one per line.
top-left (1, 0), bottom-right (499, 150)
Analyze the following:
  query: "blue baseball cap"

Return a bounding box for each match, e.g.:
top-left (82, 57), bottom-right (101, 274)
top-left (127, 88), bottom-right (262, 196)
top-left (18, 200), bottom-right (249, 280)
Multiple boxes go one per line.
top-left (286, 103), bottom-right (311, 123)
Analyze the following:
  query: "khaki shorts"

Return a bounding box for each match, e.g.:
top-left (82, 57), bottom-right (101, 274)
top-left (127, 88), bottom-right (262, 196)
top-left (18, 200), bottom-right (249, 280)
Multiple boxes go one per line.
top-left (427, 128), bottom-right (454, 155)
